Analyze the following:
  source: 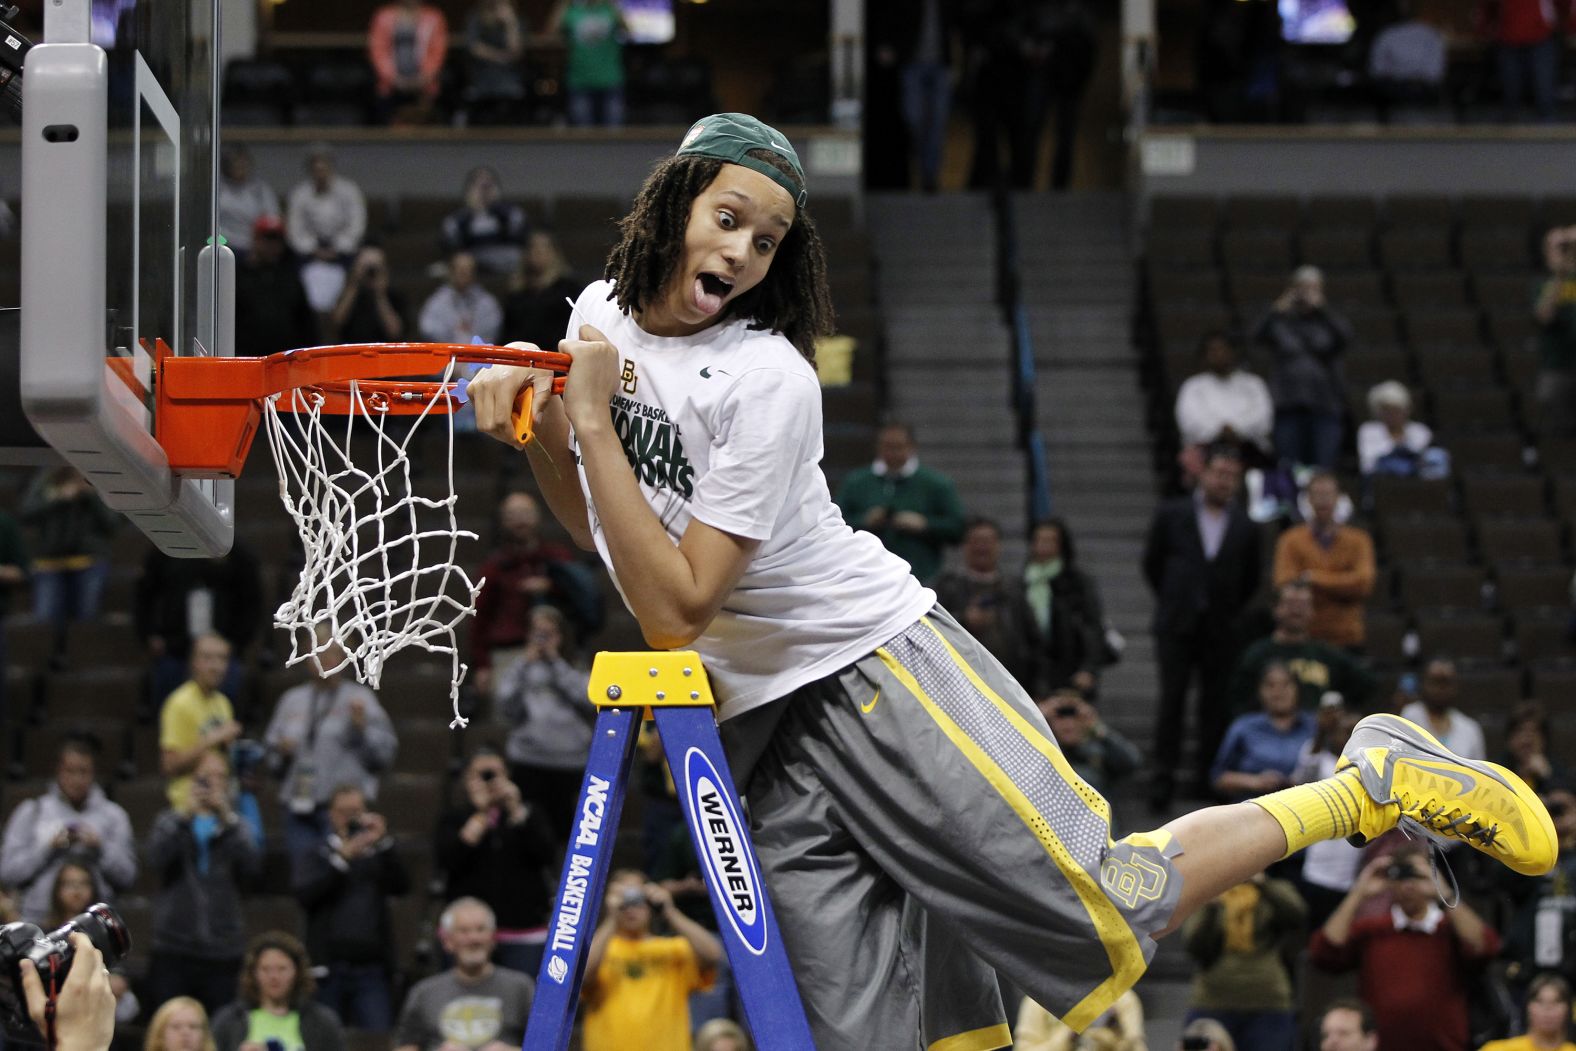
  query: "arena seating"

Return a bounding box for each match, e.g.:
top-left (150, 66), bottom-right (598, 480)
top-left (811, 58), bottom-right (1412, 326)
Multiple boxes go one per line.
top-left (1142, 192), bottom-right (1576, 740)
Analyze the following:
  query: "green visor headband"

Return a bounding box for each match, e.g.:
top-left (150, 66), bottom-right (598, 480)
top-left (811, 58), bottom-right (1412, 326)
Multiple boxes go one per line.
top-left (676, 113), bottom-right (808, 209)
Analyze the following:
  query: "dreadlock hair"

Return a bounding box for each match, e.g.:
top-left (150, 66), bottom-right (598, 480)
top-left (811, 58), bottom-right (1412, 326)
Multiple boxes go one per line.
top-left (603, 148), bottom-right (835, 364)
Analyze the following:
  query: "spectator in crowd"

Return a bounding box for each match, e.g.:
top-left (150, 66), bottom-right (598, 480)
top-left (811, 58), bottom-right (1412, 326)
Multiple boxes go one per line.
top-left (419, 251), bottom-right (504, 345)
top-left (1316, 999), bottom-right (1378, 1051)
top-left (1142, 447), bottom-right (1261, 810)
top-left (1482, 0), bottom-right (1564, 122)
top-left (235, 215), bottom-right (319, 358)
top-left (1211, 661), bottom-right (1316, 803)
top-left (1181, 873), bottom-right (1305, 1051)
top-left (1038, 0), bottom-right (1099, 192)
top-left (580, 870), bottom-right (722, 1051)
top-left (934, 516), bottom-right (1032, 684)
top-left (502, 229), bottom-right (579, 351)
top-left (159, 633), bottom-right (243, 811)
top-left (463, 0), bottom-right (528, 125)
top-left (442, 167), bottom-right (530, 276)
top-left (146, 751), bottom-right (262, 1015)
top-left (1368, 3), bottom-right (1448, 118)
top-left (1500, 783), bottom-right (1576, 994)
top-left (212, 932), bottom-right (346, 1051)
top-left (265, 625), bottom-right (398, 861)
top-left (1311, 845), bottom-right (1501, 1051)
top-left (1253, 265), bottom-right (1353, 470)
top-left (144, 997), bottom-right (218, 1051)
top-left (1038, 692), bottom-right (1142, 797)
top-left (1176, 1018), bottom-right (1235, 1051)
top-left (550, 0), bottom-right (628, 127)
top-left (1500, 700), bottom-right (1566, 795)
top-left (1533, 225), bottom-right (1576, 435)
top-left (1228, 580), bottom-right (1374, 715)
top-left (1175, 330), bottom-right (1275, 481)
top-left (1273, 471), bottom-right (1376, 651)
top-left (1021, 517), bottom-right (1108, 698)
top-left (287, 147), bottom-right (367, 312)
top-left (138, 539), bottom-right (262, 707)
top-left (1292, 704), bottom-right (1365, 926)
top-left (368, 0), bottom-right (449, 124)
top-left (394, 897), bottom-right (534, 1051)
top-left (870, 0), bottom-right (960, 195)
top-left (496, 605), bottom-right (594, 844)
top-left (961, 0), bottom-right (1058, 190)
top-left (329, 246), bottom-right (408, 344)
top-left (1012, 989), bottom-right (1146, 1050)
top-left (292, 784), bottom-right (408, 1030)
top-left (1481, 973), bottom-right (1576, 1051)
top-left (434, 749), bottom-right (558, 975)
top-left (693, 1019), bottom-right (754, 1051)
top-left (1357, 381), bottom-right (1439, 477)
top-left (834, 421), bottom-right (967, 584)
top-left (217, 145), bottom-right (281, 260)
top-left (0, 734), bottom-right (136, 924)
top-left (1399, 656), bottom-right (1487, 758)
top-left (21, 466), bottom-right (117, 625)
top-left (43, 860), bottom-right (141, 1025)
top-left (472, 491), bottom-right (603, 699)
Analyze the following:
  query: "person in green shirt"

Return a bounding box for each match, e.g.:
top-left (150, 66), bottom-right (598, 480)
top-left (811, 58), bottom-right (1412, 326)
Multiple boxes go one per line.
top-left (211, 932), bottom-right (345, 1051)
top-left (1228, 580), bottom-right (1373, 716)
top-left (1534, 225), bottom-right (1576, 436)
top-left (833, 421), bottom-right (966, 584)
top-left (550, 0), bottom-right (627, 127)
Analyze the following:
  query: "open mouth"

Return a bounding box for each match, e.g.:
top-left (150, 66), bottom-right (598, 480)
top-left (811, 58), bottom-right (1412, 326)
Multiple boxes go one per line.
top-left (693, 272), bottom-right (735, 316)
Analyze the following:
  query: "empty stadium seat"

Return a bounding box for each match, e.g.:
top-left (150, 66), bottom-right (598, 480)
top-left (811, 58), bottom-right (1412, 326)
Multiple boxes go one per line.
top-left (1364, 610), bottom-right (1411, 664)
top-left (1146, 230), bottom-right (1216, 268)
top-left (1148, 196), bottom-right (1219, 233)
top-left (1497, 565), bottom-right (1572, 610)
top-left (1369, 476), bottom-right (1453, 516)
top-left (1149, 268), bottom-right (1223, 306)
top-left (1477, 518), bottom-right (1566, 565)
top-left (1459, 195), bottom-right (1538, 231)
top-left (1381, 518), bottom-right (1471, 564)
top-left (1459, 228), bottom-right (1533, 271)
top-left (1221, 230), bottom-right (1294, 272)
top-left (1223, 196), bottom-right (1303, 230)
top-left (1385, 195), bottom-right (1456, 229)
top-left (1299, 229), bottom-right (1375, 270)
top-left (1306, 196), bottom-right (1380, 230)
top-left (1412, 348), bottom-right (1499, 391)
top-left (1391, 272), bottom-right (1470, 311)
top-left (1443, 432), bottom-right (1527, 472)
top-left (1398, 564), bottom-right (1487, 610)
top-left (1406, 310), bottom-right (1486, 350)
top-left (1378, 228), bottom-right (1454, 271)
top-left (1515, 610), bottom-right (1576, 662)
top-left (1454, 665), bottom-right (1526, 708)
top-left (1461, 474), bottom-right (1549, 518)
top-left (1413, 610), bottom-right (1508, 662)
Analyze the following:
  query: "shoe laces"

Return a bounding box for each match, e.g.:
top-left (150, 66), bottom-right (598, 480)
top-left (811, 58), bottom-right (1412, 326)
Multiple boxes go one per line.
top-left (1393, 788), bottom-right (1503, 850)
top-left (1391, 819), bottom-right (1462, 908)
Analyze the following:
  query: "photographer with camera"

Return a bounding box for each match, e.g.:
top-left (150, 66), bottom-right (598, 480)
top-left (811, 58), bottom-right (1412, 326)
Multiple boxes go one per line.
top-left (1311, 844), bottom-right (1499, 1051)
top-left (1533, 225), bottom-right (1576, 437)
top-left (145, 751), bottom-right (263, 1015)
top-left (494, 605), bottom-right (594, 846)
top-left (433, 749), bottom-right (556, 977)
top-left (292, 785), bottom-right (408, 1030)
top-left (0, 734), bottom-right (136, 926)
top-left (328, 246), bottom-right (406, 345)
top-left (580, 870), bottom-right (723, 1051)
top-left (15, 930), bottom-right (117, 1051)
top-left (1252, 265), bottom-right (1354, 470)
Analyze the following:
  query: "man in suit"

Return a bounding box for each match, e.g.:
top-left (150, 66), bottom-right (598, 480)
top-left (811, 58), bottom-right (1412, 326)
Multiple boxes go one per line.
top-left (1142, 446), bottom-right (1261, 811)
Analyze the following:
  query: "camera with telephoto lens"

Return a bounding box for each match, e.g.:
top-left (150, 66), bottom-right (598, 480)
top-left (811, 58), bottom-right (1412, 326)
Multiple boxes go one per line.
top-left (0, 904), bottom-right (131, 1045)
top-left (0, 906), bottom-right (130, 1043)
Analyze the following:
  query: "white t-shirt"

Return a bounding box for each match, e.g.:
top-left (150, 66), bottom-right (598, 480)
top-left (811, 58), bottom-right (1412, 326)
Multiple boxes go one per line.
top-left (565, 281), bottom-right (935, 719)
top-left (1400, 700), bottom-right (1486, 760)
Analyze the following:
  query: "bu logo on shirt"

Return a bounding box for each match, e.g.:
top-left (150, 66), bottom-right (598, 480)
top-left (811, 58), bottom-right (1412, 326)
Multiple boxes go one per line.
top-left (683, 747), bottom-right (769, 955)
top-left (620, 358), bottom-right (638, 394)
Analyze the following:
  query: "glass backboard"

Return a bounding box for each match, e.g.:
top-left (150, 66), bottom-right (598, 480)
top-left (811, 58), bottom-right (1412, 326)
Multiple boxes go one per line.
top-left (13, 0), bottom-right (233, 556)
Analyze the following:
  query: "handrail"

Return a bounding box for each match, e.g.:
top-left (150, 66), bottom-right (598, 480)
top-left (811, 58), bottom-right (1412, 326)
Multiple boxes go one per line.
top-left (991, 184), bottom-right (1053, 528)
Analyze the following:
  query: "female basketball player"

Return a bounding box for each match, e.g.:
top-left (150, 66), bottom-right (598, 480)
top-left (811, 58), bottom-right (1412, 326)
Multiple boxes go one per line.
top-left (466, 113), bottom-right (1553, 1050)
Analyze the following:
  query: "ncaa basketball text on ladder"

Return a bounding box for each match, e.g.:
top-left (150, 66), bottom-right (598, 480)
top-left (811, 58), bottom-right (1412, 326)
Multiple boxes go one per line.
top-left (524, 650), bottom-right (814, 1051)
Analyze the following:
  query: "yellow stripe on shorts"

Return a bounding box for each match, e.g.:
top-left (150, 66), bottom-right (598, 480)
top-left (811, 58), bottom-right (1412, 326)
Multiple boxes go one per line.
top-left (874, 620), bottom-right (1148, 1032)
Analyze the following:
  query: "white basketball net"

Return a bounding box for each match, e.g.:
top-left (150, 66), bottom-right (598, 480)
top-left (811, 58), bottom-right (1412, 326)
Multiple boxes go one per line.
top-left (262, 360), bottom-right (479, 728)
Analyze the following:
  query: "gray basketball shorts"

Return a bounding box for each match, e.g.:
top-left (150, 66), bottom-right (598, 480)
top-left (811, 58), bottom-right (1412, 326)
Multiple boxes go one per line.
top-left (723, 607), bottom-right (1184, 1051)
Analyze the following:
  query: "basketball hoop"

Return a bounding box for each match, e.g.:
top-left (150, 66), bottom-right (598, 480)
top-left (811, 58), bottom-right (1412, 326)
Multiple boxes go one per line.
top-left (156, 342), bottom-right (572, 727)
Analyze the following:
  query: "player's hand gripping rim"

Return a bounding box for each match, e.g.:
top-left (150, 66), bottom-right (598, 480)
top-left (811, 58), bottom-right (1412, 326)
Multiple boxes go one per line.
top-left (469, 341), bottom-right (563, 450)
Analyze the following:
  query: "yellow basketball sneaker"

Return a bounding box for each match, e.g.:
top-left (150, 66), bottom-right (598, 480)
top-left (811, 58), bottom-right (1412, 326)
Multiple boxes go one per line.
top-left (1337, 712), bottom-right (1558, 876)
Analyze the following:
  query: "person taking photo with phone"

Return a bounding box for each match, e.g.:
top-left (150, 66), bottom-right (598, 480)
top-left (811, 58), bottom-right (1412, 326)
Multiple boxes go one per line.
top-left (434, 749), bottom-right (557, 977)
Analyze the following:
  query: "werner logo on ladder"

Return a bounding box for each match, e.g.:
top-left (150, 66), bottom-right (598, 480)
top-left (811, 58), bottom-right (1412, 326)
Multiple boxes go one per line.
top-left (523, 651), bottom-right (815, 1051)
